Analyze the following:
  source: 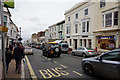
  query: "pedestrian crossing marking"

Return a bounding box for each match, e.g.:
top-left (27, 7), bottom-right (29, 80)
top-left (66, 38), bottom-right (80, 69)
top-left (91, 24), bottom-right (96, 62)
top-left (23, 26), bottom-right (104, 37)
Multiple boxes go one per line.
top-left (73, 71), bottom-right (83, 76)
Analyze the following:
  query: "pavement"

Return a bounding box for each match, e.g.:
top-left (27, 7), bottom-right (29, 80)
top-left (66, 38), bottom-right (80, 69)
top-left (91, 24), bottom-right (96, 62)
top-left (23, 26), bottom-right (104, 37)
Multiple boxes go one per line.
top-left (5, 59), bottom-right (25, 79)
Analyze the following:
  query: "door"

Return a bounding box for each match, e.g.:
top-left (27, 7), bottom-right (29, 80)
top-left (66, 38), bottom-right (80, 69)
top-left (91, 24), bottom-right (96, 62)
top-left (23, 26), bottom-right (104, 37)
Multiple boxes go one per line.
top-left (94, 52), bottom-right (120, 79)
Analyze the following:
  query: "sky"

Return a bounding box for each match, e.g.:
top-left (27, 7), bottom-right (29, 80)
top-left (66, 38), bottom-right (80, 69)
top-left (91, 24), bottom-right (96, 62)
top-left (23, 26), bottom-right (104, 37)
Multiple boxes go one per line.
top-left (9, 0), bottom-right (83, 41)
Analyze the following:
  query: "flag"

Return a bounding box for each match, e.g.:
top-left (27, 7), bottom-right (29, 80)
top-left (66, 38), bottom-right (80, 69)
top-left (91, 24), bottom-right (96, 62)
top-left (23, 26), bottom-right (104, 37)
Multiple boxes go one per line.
top-left (3, 0), bottom-right (14, 8)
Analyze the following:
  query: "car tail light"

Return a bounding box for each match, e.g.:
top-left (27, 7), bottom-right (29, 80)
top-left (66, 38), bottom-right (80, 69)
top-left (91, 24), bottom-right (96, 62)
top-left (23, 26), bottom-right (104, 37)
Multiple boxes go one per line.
top-left (31, 49), bottom-right (32, 51)
top-left (88, 50), bottom-right (92, 52)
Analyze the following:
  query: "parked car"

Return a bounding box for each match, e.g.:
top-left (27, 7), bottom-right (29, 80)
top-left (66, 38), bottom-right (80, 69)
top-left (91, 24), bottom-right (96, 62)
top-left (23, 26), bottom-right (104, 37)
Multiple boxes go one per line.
top-left (81, 48), bottom-right (120, 79)
top-left (42, 42), bottom-right (61, 57)
top-left (72, 47), bottom-right (98, 57)
top-left (58, 43), bottom-right (69, 53)
top-left (24, 47), bottom-right (33, 55)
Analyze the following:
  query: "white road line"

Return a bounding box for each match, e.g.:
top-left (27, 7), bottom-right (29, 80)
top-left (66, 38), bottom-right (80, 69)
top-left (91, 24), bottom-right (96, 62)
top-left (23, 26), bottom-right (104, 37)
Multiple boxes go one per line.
top-left (48, 58), bottom-right (51, 60)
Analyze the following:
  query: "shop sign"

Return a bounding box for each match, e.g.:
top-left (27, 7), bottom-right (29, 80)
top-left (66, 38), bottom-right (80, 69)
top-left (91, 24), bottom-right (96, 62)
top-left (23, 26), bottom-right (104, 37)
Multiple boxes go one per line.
top-left (0, 26), bottom-right (8, 32)
top-left (101, 36), bottom-right (113, 39)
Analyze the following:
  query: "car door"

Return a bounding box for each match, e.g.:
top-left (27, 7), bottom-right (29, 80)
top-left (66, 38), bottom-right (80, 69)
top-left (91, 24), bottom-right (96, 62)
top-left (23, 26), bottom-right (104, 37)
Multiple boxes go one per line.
top-left (94, 51), bottom-right (120, 79)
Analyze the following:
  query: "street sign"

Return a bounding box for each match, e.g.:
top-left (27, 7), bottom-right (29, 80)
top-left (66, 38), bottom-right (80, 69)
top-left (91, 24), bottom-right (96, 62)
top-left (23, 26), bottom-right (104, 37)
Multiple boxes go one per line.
top-left (0, 26), bottom-right (8, 32)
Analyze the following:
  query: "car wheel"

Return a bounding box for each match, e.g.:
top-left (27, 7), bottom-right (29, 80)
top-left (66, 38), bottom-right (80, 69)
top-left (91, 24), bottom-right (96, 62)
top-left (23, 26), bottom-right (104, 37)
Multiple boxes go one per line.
top-left (82, 53), bottom-right (86, 58)
top-left (54, 48), bottom-right (60, 53)
top-left (72, 52), bottom-right (75, 56)
top-left (84, 64), bottom-right (94, 76)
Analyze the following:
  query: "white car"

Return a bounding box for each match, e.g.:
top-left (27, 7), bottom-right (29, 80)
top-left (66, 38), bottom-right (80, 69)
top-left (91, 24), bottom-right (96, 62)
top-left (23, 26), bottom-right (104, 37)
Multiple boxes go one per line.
top-left (24, 47), bottom-right (33, 55)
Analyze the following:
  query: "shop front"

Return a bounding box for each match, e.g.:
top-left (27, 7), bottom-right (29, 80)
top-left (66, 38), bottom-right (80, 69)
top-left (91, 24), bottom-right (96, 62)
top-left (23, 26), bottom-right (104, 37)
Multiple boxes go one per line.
top-left (97, 36), bottom-right (116, 50)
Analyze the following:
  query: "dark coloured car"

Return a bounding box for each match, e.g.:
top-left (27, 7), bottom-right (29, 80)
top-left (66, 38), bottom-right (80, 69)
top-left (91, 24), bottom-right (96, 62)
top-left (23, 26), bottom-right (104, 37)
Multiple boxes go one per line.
top-left (42, 42), bottom-right (61, 57)
top-left (81, 48), bottom-right (120, 79)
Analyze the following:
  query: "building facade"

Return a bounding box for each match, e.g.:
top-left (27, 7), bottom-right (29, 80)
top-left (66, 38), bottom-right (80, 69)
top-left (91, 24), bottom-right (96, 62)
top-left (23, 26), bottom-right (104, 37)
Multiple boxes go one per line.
top-left (64, 0), bottom-right (120, 50)
top-left (64, 1), bottom-right (97, 49)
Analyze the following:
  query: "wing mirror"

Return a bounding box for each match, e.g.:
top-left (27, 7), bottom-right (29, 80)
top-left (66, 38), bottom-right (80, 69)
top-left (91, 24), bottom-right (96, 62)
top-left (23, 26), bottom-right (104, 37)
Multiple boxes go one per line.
top-left (97, 56), bottom-right (102, 61)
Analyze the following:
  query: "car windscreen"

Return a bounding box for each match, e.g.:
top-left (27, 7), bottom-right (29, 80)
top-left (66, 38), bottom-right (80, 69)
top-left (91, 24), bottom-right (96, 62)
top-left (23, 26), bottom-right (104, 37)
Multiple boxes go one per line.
top-left (62, 45), bottom-right (68, 48)
top-left (86, 48), bottom-right (94, 50)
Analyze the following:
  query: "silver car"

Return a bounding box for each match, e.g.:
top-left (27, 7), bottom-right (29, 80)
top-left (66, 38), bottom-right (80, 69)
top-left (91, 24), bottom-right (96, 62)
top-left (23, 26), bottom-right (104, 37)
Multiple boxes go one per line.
top-left (24, 47), bottom-right (33, 55)
top-left (81, 48), bottom-right (120, 79)
top-left (72, 47), bottom-right (98, 57)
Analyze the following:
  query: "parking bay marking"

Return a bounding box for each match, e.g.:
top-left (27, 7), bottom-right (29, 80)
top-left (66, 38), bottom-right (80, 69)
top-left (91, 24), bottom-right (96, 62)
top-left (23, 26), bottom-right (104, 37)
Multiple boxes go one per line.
top-left (73, 71), bottom-right (83, 76)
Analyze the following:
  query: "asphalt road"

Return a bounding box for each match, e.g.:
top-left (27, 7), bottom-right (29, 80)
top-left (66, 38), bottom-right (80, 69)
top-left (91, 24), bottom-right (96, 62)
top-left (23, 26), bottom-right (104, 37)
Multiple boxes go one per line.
top-left (26, 48), bottom-right (100, 80)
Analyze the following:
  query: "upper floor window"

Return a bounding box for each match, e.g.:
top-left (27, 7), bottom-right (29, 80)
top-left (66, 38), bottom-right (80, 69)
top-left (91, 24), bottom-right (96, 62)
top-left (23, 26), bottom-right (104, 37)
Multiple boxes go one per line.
top-left (68, 17), bottom-right (70, 21)
top-left (84, 8), bottom-right (88, 16)
top-left (100, 0), bottom-right (105, 8)
top-left (82, 20), bottom-right (89, 33)
top-left (61, 25), bottom-right (63, 30)
top-left (4, 16), bottom-right (7, 27)
top-left (75, 24), bottom-right (78, 33)
top-left (66, 25), bottom-right (71, 34)
top-left (75, 13), bottom-right (78, 19)
top-left (103, 11), bottom-right (118, 27)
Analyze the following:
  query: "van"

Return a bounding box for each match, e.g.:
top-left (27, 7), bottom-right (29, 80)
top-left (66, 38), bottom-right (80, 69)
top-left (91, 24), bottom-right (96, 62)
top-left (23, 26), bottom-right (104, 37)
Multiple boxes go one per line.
top-left (58, 43), bottom-right (69, 53)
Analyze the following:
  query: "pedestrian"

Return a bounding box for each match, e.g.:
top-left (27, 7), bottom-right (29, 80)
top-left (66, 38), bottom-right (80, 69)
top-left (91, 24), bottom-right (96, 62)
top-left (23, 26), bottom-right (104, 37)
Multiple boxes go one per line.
top-left (13, 43), bottom-right (24, 74)
top-left (5, 48), bottom-right (13, 74)
top-left (9, 44), bottom-right (13, 51)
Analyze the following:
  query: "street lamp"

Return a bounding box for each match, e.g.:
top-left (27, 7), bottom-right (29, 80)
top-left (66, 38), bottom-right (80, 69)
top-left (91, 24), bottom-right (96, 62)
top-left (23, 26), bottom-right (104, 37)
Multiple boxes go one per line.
top-left (19, 27), bottom-right (21, 37)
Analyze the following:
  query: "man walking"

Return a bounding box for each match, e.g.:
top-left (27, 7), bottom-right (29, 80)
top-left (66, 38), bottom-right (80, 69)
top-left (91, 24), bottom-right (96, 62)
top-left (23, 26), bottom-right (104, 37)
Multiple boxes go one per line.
top-left (13, 43), bottom-right (24, 74)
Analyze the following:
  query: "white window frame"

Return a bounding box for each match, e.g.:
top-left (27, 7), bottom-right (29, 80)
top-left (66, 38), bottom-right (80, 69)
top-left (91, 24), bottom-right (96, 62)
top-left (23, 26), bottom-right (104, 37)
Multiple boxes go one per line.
top-left (81, 20), bottom-right (89, 33)
top-left (84, 8), bottom-right (88, 16)
top-left (75, 24), bottom-right (78, 33)
top-left (75, 13), bottom-right (78, 19)
top-left (103, 10), bottom-right (118, 27)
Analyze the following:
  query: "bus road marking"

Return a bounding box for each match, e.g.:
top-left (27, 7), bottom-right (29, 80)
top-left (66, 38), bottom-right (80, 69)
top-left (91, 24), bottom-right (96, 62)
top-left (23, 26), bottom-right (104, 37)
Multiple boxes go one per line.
top-left (73, 71), bottom-right (83, 76)
top-left (60, 65), bottom-right (67, 68)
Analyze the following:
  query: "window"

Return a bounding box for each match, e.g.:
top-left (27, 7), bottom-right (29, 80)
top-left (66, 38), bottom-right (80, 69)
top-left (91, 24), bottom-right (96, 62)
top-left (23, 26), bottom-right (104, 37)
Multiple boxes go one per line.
top-left (114, 11), bottom-right (118, 25)
top-left (100, 0), bottom-right (105, 8)
top-left (67, 25), bottom-right (71, 34)
top-left (87, 21), bottom-right (89, 32)
top-left (101, 52), bottom-right (120, 61)
top-left (82, 22), bottom-right (85, 32)
top-left (105, 12), bottom-right (112, 26)
top-left (67, 26), bottom-right (69, 34)
top-left (70, 39), bottom-right (71, 46)
top-left (68, 17), bottom-right (70, 21)
top-left (84, 39), bottom-right (86, 47)
top-left (84, 9), bottom-right (88, 16)
top-left (75, 24), bottom-right (78, 33)
top-left (103, 11), bottom-right (118, 27)
top-left (4, 16), bottom-right (7, 27)
top-left (82, 21), bottom-right (89, 33)
top-left (80, 39), bottom-right (82, 46)
top-left (75, 13), bottom-right (78, 19)
top-left (61, 25), bottom-right (63, 30)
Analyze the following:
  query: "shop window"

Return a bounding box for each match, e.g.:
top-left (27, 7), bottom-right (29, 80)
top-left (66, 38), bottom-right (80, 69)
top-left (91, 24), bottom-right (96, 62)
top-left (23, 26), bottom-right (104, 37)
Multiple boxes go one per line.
top-left (88, 39), bottom-right (91, 48)
top-left (70, 39), bottom-right (71, 46)
top-left (114, 11), bottom-right (118, 25)
top-left (84, 39), bottom-right (86, 47)
top-left (80, 39), bottom-right (82, 46)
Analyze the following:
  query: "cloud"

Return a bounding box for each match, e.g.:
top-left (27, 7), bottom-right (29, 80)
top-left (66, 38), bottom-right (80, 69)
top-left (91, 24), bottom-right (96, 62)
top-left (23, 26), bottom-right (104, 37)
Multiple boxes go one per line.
top-left (9, 1), bottom-right (81, 40)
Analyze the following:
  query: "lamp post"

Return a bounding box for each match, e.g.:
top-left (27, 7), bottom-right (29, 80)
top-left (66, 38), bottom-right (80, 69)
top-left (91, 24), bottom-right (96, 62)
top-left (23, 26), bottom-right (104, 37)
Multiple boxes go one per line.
top-left (19, 27), bottom-right (21, 38)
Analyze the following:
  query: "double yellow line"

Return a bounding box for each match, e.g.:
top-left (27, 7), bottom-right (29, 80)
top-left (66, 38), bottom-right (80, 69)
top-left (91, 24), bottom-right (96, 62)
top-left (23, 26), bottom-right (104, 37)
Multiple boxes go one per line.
top-left (25, 56), bottom-right (37, 80)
